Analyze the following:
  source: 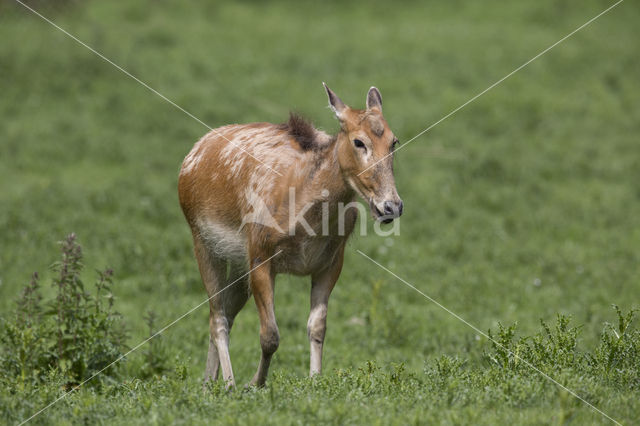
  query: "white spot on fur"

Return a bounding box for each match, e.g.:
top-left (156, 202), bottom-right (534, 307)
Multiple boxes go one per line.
top-left (219, 142), bottom-right (236, 165)
top-left (229, 149), bottom-right (247, 178)
top-left (248, 167), bottom-right (275, 196)
top-left (181, 137), bottom-right (207, 176)
top-left (216, 126), bottom-right (294, 178)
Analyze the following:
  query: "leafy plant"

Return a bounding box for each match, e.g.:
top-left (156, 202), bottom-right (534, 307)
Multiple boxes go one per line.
top-left (587, 305), bottom-right (639, 389)
top-left (483, 307), bottom-right (639, 386)
top-left (0, 234), bottom-right (128, 388)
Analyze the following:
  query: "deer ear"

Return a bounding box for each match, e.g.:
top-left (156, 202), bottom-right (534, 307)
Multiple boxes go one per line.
top-left (323, 82), bottom-right (347, 120)
top-left (366, 86), bottom-right (382, 112)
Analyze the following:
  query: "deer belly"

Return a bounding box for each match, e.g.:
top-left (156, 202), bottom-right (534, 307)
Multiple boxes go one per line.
top-left (197, 219), bottom-right (247, 262)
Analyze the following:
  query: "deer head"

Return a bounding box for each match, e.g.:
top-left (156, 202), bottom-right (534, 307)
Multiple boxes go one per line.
top-left (324, 83), bottom-right (403, 223)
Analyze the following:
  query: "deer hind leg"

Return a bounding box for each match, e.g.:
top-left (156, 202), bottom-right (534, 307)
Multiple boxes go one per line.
top-left (224, 262), bottom-right (252, 326)
top-left (194, 236), bottom-right (240, 389)
top-left (247, 253), bottom-right (279, 387)
top-left (217, 262), bottom-right (251, 383)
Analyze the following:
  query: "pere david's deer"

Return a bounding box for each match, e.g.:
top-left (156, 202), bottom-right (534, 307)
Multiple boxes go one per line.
top-left (178, 83), bottom-right (403, 389)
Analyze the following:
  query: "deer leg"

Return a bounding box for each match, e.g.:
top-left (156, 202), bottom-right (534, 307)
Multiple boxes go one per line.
top-left (202, 262), bottom-right (251, 390)
top-left (203, 317), bottom-right (220, 385)
top-left (224, 262), bottom-right (252, 325)
top-left (308, 244), bottom-right (344, 376)
top-left (194, 236), bottom-right (236, 389)
top-left (212, 313), bottom-right (234, 389)
top-left (248, 254), bottom-right (279, 387)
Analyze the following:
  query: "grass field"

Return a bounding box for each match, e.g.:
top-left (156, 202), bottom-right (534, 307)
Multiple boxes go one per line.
top-left (1, 0), bottom-right (639, 424)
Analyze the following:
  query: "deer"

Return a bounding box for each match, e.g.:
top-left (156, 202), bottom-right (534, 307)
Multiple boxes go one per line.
top-left (178, 83), bottom-right (403, 389)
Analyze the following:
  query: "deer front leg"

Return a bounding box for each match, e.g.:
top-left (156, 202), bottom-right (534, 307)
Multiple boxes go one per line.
top-left (308, 244), bottom-right (344, 376)
top-left (248, 253), bottom-right (279, 387)
top-left (203, 318), bottom-right (220, 385)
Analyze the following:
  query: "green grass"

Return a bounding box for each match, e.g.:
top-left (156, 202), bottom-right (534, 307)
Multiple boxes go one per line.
top-left (1, 0), bottom-right (639, 424)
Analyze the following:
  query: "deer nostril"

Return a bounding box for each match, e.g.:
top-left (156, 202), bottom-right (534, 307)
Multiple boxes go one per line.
top-left (382, 200), bottom-right (403, 217)
top-left (383, 201), bottom-right (395, 215)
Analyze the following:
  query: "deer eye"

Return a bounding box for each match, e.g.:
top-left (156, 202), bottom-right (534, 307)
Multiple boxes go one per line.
top-left (353, 139), bottom-right (365, 149)
top-left (391, 138), bottom-right (399, 151)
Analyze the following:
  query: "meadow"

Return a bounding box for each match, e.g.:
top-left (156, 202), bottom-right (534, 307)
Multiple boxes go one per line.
top-left (1, 0), bottom-right (639, 424)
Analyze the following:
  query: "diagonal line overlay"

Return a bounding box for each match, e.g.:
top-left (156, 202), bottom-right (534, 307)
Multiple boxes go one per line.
top-left (358, 0), bottom-right (624, 176)
top-left (13, 0), bottom-right (283, 176)
top-left (18, 251), bottom-right (283, 425)
top-left (357, 249), bottom-right (622, 426)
